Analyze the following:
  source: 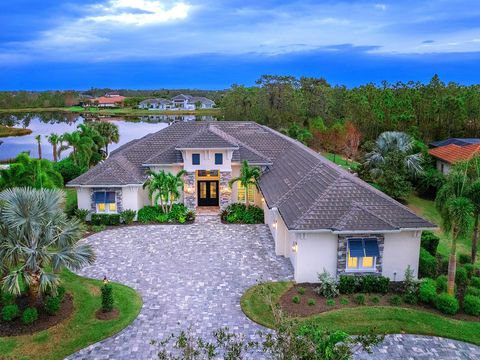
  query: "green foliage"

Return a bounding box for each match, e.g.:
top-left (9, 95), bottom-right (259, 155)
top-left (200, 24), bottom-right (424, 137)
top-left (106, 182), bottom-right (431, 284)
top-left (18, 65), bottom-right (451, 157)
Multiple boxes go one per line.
top-left (92, 224), bottom-right (107, 232)
top-left (419, 248), bottom-right (437, 278)
top-left (297, 287), bottom-right (305, 295)
top-left (458, 253), bottom-right (472, 264)
top-left (74, 209), bottom-right (89, 222)
top-left (90, 213), bottom-right (121, 226)
top-left (370, 296), bottom-right (380, 304)
top-left (221, 203), bottom-right (264, 224)
top-left (436, 275), bottom-right (448, 293)
top-left (53, 157), bottom-right (86, 184)
top-left (421, 231), bottom-right (440, 256)
top-left (340, 297), bottom-right (349, 305)
top-left (374, 151), bottom-right (414, 200)
top-left (22, 307), bottom-right (39, 325)
top-left (354, 294), bottom-right (366, 305)
top-left (44, 295), bottom-right (60, 315)
top-left (314, 271), bottom-right (339, 298)
top-left (389, 295), bottom-right (402, 306)
top-left (463, 264), bottom-right (474, 278)
top-left (435, 293), bottom-right (459, 315)
top-left (418, 278), bottom-right (437, 304)
top-left (292, 295), bottom-right (300, 304)
top-left (307, 298), bottom-right (316, 306)
top-left (228, 160), bottom-right (261, 207)
top-left (338, 275), bottom-right (389, 294)
top-left (142, 169), bottom-right (187, 213)
top-left (326, 299), bottom-right (336, 306)
top-left (59, 124), bottom-right (105, 168)
top-left (455, 267), bottom-right (468, 287)
top-left (1, 292), bottom-right (16, 305)
top-left (463, 295), bottom-right (480, 316)
top-left (137, 204), bottom-right (191, 224)
top-left (466, 286), bottom-right (480, 297)
top-left (101, 283), bottom-right (114, 312)
top-left (0, 153), bottom-right (63, 190)
top-left (2, 304), bottom-right (19, 321)
top-left (471, 276), bottom-right (480, 288)
top-left (285, 123), bottom-right (312, 144)
top-left (56, 285), bottom-right (66, 302)
top-left (403, 293), bottom-right (418, 305)
top-left (416, 167), bottom-right (445, 199)
top-left (338, 276), bottom-right (357, 294)
top-left (403, 265), bottom-right (419, 297)
top-left (120, 209), bottom-right (136, 224)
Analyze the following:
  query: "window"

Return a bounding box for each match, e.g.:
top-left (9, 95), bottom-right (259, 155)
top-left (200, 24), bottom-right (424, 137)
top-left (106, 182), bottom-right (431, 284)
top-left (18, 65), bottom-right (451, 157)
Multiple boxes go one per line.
top-left (215, 153), bottom-right (223, 165)
top-left (237, 184), bottom-right (255, 203)
top-left (192, 153), bottom-right (200, 165)
top-left (346, 238), bottom-right (379, 271)
top-left (94, 191), bottom-right (116, 213)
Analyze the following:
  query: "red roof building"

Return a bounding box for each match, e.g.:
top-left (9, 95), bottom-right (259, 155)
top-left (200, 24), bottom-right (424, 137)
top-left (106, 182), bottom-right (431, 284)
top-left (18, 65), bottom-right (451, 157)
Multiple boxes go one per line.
top-left (429, 143), bottom-right (480, 174)
top-left (88, 95), bottom-right (126, 108)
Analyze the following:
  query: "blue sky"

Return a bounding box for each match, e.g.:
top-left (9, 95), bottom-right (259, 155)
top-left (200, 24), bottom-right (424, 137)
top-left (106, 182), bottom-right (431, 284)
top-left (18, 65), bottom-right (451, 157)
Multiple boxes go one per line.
top-left (1, 0), bottom-right (480, 90)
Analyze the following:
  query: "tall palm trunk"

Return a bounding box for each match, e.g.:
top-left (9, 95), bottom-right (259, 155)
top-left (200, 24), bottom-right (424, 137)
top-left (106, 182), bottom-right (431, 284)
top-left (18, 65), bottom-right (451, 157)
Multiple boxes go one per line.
top-left (472, 214), bottom-right (479, 264)
top-left (447, 227), bottom-right (458, 296)
top-left (29, 271), bottom-right (42, 306)
top-left (52, 143), bottom-right (57, 162)
top-left (245, 184), bottom-right (250, 208)
top-left (37, 141), bottom-right (42, 159)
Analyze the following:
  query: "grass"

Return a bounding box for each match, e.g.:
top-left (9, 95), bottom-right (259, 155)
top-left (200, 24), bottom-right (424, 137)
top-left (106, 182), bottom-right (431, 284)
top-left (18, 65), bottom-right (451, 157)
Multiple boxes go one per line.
top-left (241, 282), bottom-right (480, 345)
top-left (0, 270), bottom-right (142, 360)
top-left (321, 152), bottom-right (359, 171)
top-left (406, 193), bottom-right (478, 264)
top-left (0, 125), bottom-right (32, 138)
top-left (0, 106), bottom-right (222, 117)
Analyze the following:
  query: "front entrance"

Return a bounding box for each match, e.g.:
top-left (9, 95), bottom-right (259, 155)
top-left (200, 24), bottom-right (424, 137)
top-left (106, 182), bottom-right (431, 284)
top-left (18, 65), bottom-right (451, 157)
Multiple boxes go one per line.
top-left (197, 180), bottom-right (219, 206)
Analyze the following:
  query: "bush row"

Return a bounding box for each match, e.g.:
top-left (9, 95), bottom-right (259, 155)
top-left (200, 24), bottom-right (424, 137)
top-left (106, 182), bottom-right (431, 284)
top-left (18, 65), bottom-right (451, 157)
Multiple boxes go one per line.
top-left (338, 275), bottom-right (390, 295)
top-left (89, 209), bottom-right (137, 226)
top-left (137, 204), bottom-right (195, 224)
top-left (221, 203), bottom-right (264, 224)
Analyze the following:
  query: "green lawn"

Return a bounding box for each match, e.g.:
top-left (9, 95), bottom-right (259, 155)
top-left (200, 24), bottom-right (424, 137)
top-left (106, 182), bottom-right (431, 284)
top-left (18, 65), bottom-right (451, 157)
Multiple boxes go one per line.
top-left (406, 193), bottom-right (477, 264)
top-left (0, 270), bottom-right (142, 360)
top-left (241, 282), bottom-right (480, 345)
top-left (321, 152), bottom-right (360, 171)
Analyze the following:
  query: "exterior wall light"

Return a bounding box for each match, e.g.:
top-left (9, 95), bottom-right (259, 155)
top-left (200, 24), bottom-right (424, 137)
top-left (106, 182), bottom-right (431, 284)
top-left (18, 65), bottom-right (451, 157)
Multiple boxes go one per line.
top-left (292, 241), bottom-right (298, 253)
top-left (272, 220), bottom-right (277, 229)
top-left (261, 197), bottom-right (265, 202)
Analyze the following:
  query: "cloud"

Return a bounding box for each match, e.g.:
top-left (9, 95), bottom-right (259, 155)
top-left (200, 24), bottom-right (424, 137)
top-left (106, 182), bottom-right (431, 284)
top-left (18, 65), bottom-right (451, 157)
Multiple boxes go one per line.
top-left (374, 3), bottom-right (387, 11)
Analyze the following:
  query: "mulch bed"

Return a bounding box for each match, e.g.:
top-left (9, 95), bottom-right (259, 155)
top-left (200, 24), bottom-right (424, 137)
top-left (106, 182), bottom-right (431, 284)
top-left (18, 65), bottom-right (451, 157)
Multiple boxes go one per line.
top-left (0, 293), bottom-right (74, 337)
top-left (280, 284), bottom-right (480, 322)
top-left (95, 308), bottom-right (120, 320)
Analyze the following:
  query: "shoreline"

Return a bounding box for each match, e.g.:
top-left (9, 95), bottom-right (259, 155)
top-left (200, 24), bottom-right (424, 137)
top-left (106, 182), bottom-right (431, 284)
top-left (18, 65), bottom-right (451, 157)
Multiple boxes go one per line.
top-left (0, 125), bottom-right (32, 138)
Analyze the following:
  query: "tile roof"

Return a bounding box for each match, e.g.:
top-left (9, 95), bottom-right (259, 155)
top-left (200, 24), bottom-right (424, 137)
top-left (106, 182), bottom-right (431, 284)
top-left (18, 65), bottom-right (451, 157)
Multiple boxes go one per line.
top-left (93, 96), bottom-right (126, 104)
top-left (430, 138), bottom-right (480, 148)
top-left (69, 121), bottom-right (435, 232)
top-left (428, 143), bottom-right (480, 164)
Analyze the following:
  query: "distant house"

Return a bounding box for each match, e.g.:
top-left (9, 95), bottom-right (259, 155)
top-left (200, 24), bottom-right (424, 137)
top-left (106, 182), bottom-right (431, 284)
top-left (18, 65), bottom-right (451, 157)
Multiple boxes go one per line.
top-left (138, 94), bottom-right (215, 111)
top-left (86, 94), bottom-right (127, 108)
top-left (429, 138), bottom-right (480, 148)
top-left (429, 141), bottom-right (480, 174)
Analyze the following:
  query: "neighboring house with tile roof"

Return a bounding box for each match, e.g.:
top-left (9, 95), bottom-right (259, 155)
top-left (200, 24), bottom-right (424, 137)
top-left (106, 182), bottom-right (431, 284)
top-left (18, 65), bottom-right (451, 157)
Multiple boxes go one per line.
top-left (138, 95), bottom-right (215, 111)
top-left (68, 121), bottom-right (435, 282)
top-left (429, 143), bottom-right (480, 174)
top-left (86, 94), bottom-right (127, 108)
top-left (429, 138), bottom-right (480, 148)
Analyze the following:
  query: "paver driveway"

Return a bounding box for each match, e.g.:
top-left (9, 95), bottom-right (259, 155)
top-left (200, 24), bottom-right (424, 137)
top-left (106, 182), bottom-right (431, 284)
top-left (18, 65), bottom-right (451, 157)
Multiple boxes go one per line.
top-left (69, 216), bottom-right (293, 359)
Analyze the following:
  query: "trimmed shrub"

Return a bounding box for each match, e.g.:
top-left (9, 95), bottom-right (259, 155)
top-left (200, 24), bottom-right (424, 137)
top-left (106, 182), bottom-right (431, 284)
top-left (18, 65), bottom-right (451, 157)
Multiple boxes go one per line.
top-left (297, 287), bottom-right (305, 295)
top-left (92, 224), bottom-right (107, 232)
top-left (22, 307), bottom-right (38, 325)
top-left (221, 203), bottom-right (264, 224)
top-left (292, 295), bottom-right (300, 304)
top-left (56, 286), bottom-right (66, 302)
top-left (418, 278), bottom-right (437, 304)
top-left (435, 293), bottom-right (459, 315)
top-left (360, 275), bottom-right (378, 293)
top-left (2, 304), bottom-right (19, 321)
top-left (340, 297), bottom-right (349, 305)
top-left (307, 298), bottom-right (316, 306)
top-left (459, 253), bottom-right (472, 265)
top-left (101, 284), bottom-right (114, 312)
top-left (466, 286), bottom-right (480, 297)
top-left (390, 295), bottom-right (402, 306)
top-left (74, 209), bottom-right (89, 222)
top-left (436, 254), bottom-right (449, 276)
top-left (120, 209), bottom-right (136, 224)
top-left (471, 276), bottom-right (480, 289)
top-left (354, 294), bottom-right (366, 305)
top-left (420, 231), bottom-right (440, 256)
top-left (137, 206), bottom-right (161, 223)
top-left (326, 299), bottom-right (336, 306)
top-left (464, 264), bottom-right (475, 279)
top-left (314, 271), bottom-right (339, 298)
top-left (45, 296), bottom-right (60, 315)
top-left (370, 296), bottom-right (380, 304)
top-left (137, 204), bottom-right (191, 224)
top-left (1, 292), bottom-right (16, 306)
top-left (436, 275), bottom-right (448, 293)
top-left (403, 293), bottom-right (418, 305)
top-left (338, 275), bottom-right (357, 294)
top-left (463, 295), bottom-right (480, 316)
top-left (455, 267), bottom-right (468, 288)
top-left (91, 213), bottom-right (121, 226)
top-left (53, 157), bottom-right (86, 183)
top-left (419, 248), bottom-right (437, 278)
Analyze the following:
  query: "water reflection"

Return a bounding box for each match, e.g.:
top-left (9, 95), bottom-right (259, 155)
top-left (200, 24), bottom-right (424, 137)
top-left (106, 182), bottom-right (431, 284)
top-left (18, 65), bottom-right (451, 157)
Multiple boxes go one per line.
top-left (0, 112), bottom-right (216, 161)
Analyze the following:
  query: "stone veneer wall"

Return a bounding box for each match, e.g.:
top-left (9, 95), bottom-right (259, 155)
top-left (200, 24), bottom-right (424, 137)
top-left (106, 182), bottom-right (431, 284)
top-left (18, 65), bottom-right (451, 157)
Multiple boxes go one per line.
top-left (336, 234), bottom-right (384, 277)
top-left (90, 188), bottom-right (123, 213)
top-left (219, 171), bottom-right (232, 209)
top-left (184, 172), bottom-right (196, 210)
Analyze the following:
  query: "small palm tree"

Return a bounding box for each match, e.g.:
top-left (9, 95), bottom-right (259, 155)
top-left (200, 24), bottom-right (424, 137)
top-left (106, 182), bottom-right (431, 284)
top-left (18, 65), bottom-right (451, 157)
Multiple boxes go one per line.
top-left (229, 160), bottom-right (261, 207)
top-left (88, 122), bottom-right (119, 156)
top-left (143, 170), bottom-right (170, 212)
top-left (47, 133), bottom-right (60, 162)
top-left (166, 170), bottom-right (187, 212)
top-left (436, 170), bottom-right (474, 295)
top-left (0, 188), bottom-right (95, 305)
top-left (35, 134), bottom-right (42, 159)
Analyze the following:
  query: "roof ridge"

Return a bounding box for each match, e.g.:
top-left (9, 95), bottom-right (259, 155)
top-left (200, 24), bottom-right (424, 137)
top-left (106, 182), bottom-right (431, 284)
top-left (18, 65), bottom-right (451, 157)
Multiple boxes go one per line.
top-left (206, 124), bottom-right (239, 147)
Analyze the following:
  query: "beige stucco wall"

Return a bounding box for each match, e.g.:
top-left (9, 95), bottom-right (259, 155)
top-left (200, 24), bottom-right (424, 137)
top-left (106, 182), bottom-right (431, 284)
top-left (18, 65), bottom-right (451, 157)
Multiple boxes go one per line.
top-left (76, 188), bottom-right (91, 211)
top-left (182, 149), bottom-right (234, 172)
top-left (382, 230), bottom-right (421, 280)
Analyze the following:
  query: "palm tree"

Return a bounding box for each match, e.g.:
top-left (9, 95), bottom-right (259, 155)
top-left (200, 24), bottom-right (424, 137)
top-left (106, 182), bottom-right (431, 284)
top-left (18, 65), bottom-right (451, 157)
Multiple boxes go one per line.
top-left (88, 122), bottom-right (120, 156)
top-left (0, 188), bottom-right (95, 305)
top-left (35, 134), bottom-right (42, 159)
top-left (364, 131), bottom-right (423, 178)
top-left (166, 170), bottom-right (187, 212)
top-left (436, 170), bottom-right (474, 295)
top-left (47, 133), bottom-right (60, 162)
top-left (228, 160), bottom-right (261, 207)
top-left (143, 170), bottom-right (170, 212)
top-left (467, 180), bottom-right (480, 263)
top-left (60, 131), bottom-right (94, 168)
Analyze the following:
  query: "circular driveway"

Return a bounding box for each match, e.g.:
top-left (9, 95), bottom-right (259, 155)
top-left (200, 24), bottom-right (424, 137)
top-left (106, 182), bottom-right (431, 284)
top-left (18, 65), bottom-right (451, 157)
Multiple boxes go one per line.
top-left (68, 217), bottom-right (294, 359)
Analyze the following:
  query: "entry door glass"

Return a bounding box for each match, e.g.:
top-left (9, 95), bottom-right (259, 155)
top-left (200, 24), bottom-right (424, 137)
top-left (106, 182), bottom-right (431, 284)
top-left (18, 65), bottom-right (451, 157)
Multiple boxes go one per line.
top-left (200, 181), bottom-right (207, 199)
top-left (210, 182), bottom-right (217, 198)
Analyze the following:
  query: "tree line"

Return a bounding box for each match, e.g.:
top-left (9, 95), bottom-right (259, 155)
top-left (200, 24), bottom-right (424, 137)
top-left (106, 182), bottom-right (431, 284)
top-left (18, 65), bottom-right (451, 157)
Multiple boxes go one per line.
top-left (221, 74), bottom-right (480, 143)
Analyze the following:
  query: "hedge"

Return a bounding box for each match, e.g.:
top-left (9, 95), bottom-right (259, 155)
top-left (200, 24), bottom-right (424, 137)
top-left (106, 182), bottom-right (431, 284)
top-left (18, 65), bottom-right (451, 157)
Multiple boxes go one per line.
top-left (420, 231), bottom-right (440, 256)
top-left (419, 248), bottom-right (437, 278)
top-left (91, 213), bottom-right (121, 226)
top-left (418, 278), bottom-right (437, 304)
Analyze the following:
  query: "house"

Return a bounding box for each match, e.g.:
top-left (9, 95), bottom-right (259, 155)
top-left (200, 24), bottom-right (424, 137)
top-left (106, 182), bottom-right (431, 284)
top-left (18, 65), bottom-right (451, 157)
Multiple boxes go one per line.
top-left (87, 94), bottom-right (127, 108)
top-left (68, 121), bottom-right (435, 283)
top-left (429, 138), bottom-right (480, 148)
top-left (429, 142), bottom-right (480, 174)
top-left (138, 95), bottom-right (215, 110)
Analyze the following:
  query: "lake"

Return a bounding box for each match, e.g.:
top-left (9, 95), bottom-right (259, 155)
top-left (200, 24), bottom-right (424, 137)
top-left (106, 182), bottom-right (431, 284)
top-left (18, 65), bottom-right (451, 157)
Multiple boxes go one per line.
top-left (0, 112), bottom-right (217, 161)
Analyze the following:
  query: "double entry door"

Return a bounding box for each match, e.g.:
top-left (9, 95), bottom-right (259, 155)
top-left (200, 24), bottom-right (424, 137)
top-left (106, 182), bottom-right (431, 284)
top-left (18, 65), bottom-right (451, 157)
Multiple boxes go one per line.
top-left (197, 180), bottom-right (219, 206)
